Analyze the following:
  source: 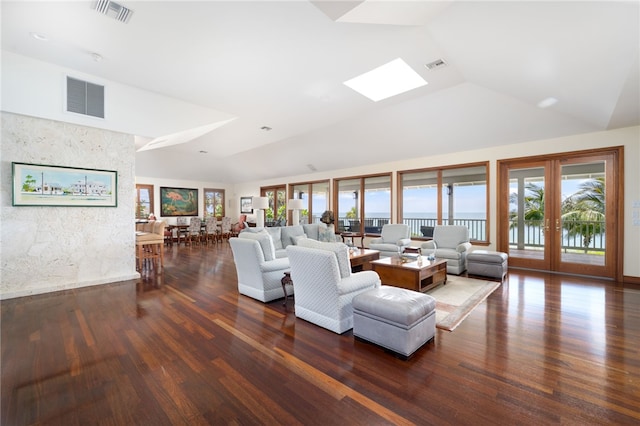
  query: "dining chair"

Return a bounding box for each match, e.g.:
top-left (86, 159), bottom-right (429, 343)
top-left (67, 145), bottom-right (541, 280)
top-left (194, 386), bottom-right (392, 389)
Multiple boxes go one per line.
top-left (204, 217), bottom-right (220, 244)
top-left (220, 217), bottom-right (232, 241)
top-left (185, 217), bottom-right (203, 245)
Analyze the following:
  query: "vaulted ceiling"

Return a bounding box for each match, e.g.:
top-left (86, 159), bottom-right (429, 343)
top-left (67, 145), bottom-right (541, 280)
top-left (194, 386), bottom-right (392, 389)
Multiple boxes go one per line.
top-left (2, 1), bottom-right (638, 183)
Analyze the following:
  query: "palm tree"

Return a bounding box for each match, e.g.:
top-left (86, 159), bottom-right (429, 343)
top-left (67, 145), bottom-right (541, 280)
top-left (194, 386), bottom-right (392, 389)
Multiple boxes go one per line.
top-left (509, 183), bottom-right (545, 226)
top-left (561, 178), bottom-right (605, 252)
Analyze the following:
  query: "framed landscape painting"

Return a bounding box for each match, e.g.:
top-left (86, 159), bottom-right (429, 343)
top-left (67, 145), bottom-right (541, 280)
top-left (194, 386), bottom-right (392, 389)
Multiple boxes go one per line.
top-left (12, 162), bottom-right (117, 207)
top-left (160, 187), bottom-right (198, 216)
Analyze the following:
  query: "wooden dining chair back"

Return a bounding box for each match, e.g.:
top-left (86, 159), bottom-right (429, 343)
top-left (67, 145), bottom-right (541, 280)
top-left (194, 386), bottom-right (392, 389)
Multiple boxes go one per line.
top-left (186, 217), bottom-right (202, 245)
top-left (205, 217), bottom-right (220, 244)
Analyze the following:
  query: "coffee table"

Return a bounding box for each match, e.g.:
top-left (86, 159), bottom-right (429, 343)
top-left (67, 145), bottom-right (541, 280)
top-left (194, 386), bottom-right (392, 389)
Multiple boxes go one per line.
top-left (370, 257), bottom-right (447, 293)
top-left (349, 248), bottom-right (380, 272)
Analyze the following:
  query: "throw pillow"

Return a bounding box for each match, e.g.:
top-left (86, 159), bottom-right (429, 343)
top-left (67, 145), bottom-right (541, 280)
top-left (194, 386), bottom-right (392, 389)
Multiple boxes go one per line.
top-left (293, 234), bottom-right (308, 245)
top-left (318, 224), bottom-right (336, 242)
top-left (265, 227), bottom-right (283, 250)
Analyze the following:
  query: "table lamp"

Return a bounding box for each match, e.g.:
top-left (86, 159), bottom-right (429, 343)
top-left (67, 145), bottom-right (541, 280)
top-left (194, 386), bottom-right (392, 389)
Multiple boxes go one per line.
top-left (288, 199), bottom-right (305, 226)
top-left (252, 196), bottom-right (269, 228)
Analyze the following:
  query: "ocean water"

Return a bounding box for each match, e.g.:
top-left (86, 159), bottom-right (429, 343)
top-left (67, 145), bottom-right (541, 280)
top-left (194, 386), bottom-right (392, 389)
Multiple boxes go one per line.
top-left (339, 212), bottom-right (486, 220)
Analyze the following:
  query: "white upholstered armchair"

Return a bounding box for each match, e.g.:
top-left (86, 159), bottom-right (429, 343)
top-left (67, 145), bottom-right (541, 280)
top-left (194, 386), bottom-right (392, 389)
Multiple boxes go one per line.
top-left (229, 232), bottom-right (292, 302)
top-left (286, 241), bottom-right (380, 334)
top-left (420, 225), bottom-right (472, 275)
top-left (368, 224), bottom-right (411, 257)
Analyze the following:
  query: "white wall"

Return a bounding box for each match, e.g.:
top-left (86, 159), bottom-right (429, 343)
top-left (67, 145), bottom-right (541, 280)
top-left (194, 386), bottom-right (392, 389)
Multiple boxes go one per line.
top-left (1, 51), bottom-right (234, 140)
top-left (234, 126), bottom-right (640, 279)
top-left (1, 112), bottom-right (139, 299)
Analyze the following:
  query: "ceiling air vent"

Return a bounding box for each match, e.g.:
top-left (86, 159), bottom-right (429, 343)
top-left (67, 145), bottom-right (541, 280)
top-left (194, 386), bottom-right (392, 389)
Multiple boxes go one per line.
top-left (66, 76), bottom-right (105, 119)
top-left (94, 0), bottom-right (133, 23)
top-left (424, 59), bottom-right (447, 70)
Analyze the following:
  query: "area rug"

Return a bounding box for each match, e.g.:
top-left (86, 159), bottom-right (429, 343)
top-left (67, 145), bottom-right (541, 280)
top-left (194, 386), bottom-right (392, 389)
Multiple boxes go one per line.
top-left (427, 276), bottom-right (502, 331)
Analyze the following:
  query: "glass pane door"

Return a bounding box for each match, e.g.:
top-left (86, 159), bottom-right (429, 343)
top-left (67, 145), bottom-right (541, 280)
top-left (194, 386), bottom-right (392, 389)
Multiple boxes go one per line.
top-left (559, 161), bottom-right (606, 267)
top-left (506, 164), bottom-right (551, 270)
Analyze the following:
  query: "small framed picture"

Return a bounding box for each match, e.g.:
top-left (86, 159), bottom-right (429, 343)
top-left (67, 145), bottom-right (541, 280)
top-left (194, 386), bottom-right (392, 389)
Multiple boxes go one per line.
top-left (240, 196), bottom-right (253, 214)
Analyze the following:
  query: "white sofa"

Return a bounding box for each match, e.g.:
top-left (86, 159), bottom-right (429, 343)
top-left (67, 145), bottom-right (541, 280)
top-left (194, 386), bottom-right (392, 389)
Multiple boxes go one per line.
top-left (420, 225), bottom-right (472, 275)
top-left (242, 223), bottom-right (337, 258)
top-left (368, 224), bottom-right (412, 257)
top-left (229, 233), bottom-right (292, 302)
top-left (286, 241), bottom-right (380, 334)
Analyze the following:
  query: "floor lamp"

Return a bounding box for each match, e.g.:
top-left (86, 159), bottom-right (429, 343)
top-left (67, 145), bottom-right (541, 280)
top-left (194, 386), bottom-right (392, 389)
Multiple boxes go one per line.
top-left (288, 199), bottom-right (304, 226)
top-left (252, 196), bottom-right (269, 228)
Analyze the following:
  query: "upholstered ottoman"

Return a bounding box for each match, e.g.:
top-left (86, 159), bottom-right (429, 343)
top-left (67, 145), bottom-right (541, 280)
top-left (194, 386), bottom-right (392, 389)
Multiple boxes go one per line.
top-left (467, 250), bottom-right (508, 280)
top-left (353, 286), bottom-right (436, 358)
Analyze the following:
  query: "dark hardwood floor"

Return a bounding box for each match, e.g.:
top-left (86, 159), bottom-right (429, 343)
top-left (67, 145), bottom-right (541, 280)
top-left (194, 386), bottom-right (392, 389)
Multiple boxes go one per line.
top-left (2, 241), bottom-right (639, 425)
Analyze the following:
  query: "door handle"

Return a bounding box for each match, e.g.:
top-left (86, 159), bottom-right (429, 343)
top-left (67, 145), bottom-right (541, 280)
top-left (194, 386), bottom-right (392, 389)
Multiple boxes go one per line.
top-left (555, 219), bottom-right (560, 232)
top-left (545, 219), bottom-right (549, 232)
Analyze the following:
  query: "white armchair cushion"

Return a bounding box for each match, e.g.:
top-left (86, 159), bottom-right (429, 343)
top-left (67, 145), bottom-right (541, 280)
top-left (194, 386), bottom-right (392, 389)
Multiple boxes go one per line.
top-left (239, 230), bottom-right (276, 261)
top-left (297, 238), bottom-right (351, 278)
top-left (281, 225), bottom-right (305, 247)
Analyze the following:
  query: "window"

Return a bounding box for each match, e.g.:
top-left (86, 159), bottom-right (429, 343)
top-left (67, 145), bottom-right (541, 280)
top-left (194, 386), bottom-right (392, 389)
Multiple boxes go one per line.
top-left (399, 163), bottom-right (489, 242)
top-left (204, 188), bottom-right (225, 218)
top-left (290, 180), bottom-right (329, 224)
top-left (261, 185), bottom-right (286, 225)
top-left (135, 184), bottom-right (154, 219)
top-left (334, 174), bottom-right (391, 234)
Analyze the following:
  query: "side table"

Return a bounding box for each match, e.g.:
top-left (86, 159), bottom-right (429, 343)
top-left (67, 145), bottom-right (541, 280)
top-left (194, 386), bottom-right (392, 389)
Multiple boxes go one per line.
top-left (340, 232), bottom-right (365, 249)
top-left (281, 271), bottom-right (292, 306)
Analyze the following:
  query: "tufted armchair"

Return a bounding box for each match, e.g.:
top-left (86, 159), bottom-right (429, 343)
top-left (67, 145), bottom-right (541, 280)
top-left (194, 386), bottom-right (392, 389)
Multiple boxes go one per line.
top-left (286, 241), bottom-right (380, 334)
top-left (420, 225), bottom-right (472, 275)
top-left (229, 231), bottom-right (291, 302)
top-left (368, 224), bottom-right (411, 257)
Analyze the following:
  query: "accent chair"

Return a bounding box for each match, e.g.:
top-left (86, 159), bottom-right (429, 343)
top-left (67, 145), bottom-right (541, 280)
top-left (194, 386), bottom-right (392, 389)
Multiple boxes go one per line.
top-left (286, 241), bottom-right (380, 334)
top-left (368, 224), bottom-right (411, 257)
top-left (229, 232), bottom-right (292, 302)
top-left (420, 225), bottom-right (472, 275)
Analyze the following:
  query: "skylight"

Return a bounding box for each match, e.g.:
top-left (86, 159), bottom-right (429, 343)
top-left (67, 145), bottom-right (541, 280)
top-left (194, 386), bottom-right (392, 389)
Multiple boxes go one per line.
top-left (343, 58), bottom-right (427, 102)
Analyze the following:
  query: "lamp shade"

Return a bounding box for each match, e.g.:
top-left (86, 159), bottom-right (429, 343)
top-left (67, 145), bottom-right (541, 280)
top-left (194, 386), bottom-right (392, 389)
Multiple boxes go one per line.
top-left (288, 199), bottom-right (304, 210)
top-left (252, 196), bottom-right (269, 210)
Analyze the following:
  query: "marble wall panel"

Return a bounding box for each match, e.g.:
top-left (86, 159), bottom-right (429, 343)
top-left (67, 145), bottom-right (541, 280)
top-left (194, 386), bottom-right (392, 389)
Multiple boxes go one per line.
top-left (1, 112), bottom-right (139, 299)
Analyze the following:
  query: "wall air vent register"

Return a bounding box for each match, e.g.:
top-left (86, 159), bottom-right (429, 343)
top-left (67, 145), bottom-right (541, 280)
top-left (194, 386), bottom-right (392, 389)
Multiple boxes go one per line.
top-left (66, 76), bottom-right (105, 119)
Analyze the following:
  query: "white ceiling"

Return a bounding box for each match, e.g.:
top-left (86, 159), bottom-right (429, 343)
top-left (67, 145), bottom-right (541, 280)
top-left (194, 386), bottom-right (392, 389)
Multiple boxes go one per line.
top-left (2, 1), bottom-right (639, 183)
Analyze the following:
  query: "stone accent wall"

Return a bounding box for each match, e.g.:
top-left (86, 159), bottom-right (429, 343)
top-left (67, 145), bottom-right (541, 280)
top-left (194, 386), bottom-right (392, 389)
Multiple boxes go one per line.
top-left (1, 112), bottom-right (139, 299)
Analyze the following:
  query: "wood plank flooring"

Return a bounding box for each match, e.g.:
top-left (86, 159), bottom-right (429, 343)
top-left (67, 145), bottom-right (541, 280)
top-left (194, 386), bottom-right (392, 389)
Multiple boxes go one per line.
top-left (2, 242), bottom-right (639, 425)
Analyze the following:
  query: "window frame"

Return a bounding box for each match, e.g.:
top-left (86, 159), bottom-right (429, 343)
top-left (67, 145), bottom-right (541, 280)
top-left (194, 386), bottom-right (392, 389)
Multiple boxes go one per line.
top-left (398, 161), bottom-right (490, 243)
top-left (333, 173), bottom-right (392, 235)
top-left (203, 188), bottom-right (225, 219)
top-left (288, 179), bottom-right (330, 224)
top-left (135, 184), bottom-right (154, 219)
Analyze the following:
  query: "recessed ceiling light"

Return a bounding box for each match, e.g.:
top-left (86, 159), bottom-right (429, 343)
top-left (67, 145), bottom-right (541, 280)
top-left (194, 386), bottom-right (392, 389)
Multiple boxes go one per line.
top-left (30, 32), bottom-right (48, 41)
top-left (537, 97), bottom-right (558, 108)
top-left (343, 58), bottom-right (428, 102)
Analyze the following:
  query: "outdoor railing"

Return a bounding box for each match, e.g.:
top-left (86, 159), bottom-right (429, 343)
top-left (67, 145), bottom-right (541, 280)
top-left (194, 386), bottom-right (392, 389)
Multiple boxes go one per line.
top-left (334, 216), bottom-right (605, 253)
top-left (508, 219), bottom-right (605, 253)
